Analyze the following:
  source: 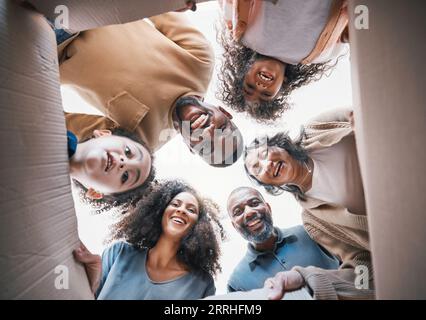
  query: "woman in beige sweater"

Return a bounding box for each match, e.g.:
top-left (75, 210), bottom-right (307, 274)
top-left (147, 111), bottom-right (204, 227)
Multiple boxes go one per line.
top-left (243, 108), bottom-right (375, 299)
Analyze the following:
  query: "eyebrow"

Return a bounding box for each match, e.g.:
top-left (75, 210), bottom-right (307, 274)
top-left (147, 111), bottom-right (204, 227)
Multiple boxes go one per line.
top-left (130, 144), bottom-right (144, 187)
top-left (187, 204), bottom-right (198, 211)
top-left (131, 169), bottom-right (141, 188)
top-left (136, 144), bottom-right (144, 161)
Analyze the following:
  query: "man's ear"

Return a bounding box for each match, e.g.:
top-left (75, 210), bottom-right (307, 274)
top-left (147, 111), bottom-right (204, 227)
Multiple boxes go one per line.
top-left (218, 106), bottom-right (233, 120)
top-left (172, 120), bottom-right (181, 131)
top-left (266, 203), bottom-right (272, 213)
top-left (93, 129), bottom-right (112, 138)
top-left (85, 188), bottom-right (104, 200)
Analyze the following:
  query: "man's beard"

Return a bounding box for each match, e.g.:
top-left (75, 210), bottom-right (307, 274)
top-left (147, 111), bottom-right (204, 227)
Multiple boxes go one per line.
top-left (240, 211), bottom-right (274, 244)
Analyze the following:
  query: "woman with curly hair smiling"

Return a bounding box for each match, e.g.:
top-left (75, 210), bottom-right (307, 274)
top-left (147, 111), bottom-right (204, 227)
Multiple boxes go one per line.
top-left (73, 180), bottom-right (225, 300)
top-left (217, 0), bottom-right (349, 122)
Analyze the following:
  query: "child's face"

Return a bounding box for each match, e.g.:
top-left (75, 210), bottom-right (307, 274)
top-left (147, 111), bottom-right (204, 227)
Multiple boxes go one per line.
top-left (74, 132), bottom-right (152, 195)
top-left (243, 57), bottom-right (286, 103)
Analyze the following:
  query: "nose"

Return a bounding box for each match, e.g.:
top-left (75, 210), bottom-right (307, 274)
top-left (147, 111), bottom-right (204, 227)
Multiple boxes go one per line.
top-left (119, 155), bottom-right (125, 170)
top-left (258, 158), bottom-right (272, 175)
top-left (118, 155), bottom-right (141, 170)
top-left (176, 205), bottom-right (188, 216)
top-left (266, 160), bottom-right (274, 173)
top-left (256, 80), bottom-right (268, 89)
top-left (244, 206), bottom-right (257, 221)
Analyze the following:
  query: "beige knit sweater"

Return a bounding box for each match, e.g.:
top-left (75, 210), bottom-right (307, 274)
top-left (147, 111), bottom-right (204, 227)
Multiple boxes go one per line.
top-left (294, 108), bottom-right (375, 300)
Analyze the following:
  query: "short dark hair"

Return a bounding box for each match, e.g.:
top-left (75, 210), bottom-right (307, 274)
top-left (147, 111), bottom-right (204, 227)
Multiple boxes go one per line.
top-left (216, 27), bottom-right (333, 122)
top-left (243, 131), bottom-right (309, 198)
top-left (108, 180), bottom-right (225, 277)
top-left (73, 128), bottom-right (156, 215)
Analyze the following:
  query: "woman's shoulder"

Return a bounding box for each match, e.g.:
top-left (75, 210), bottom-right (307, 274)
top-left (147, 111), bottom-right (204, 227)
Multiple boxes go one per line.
top-left (190, 270), bottom-right (215, 287)
top-left (103, 241), bottom-right (147, 258)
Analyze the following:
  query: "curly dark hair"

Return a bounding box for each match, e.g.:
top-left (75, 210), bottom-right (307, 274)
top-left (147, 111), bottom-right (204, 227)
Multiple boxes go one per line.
top-left (108, 180), bottom-right (226, 277)
top-left (216, 27), bottom-right (333, 122)
top-left (72, 128), bottom-right (156, 215)
top-left (244, 131), bottom-right (309, 198)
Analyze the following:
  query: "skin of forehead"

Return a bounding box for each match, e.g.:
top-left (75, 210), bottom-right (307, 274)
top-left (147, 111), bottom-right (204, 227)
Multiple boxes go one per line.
top-left (227, 187), bottom-right (265, 213)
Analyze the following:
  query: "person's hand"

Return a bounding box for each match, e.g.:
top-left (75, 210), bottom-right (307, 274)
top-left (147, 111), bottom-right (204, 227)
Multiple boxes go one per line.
top-left (264, 270), bottom-right (305, 300)
top-left (73, 241), bottom-right (102, 294)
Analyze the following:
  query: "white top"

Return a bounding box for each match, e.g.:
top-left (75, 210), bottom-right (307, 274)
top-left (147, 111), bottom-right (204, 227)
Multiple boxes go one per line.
top-left (306, 135), bottom-right (366, 215)
top-left (241, 0), bottom-right (347, 64)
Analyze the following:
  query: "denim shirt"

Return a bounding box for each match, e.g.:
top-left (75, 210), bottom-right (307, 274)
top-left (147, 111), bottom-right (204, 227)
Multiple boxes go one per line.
top-left (96, 242), bottom-right (216, 300)
top-left (67, 130), bottom-right (78, 159)
top-left (227, 225), bottom-right (340, 292)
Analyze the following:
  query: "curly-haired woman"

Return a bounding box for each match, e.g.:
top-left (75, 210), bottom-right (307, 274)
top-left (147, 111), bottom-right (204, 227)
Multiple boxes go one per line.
top-left (74, 180), bottom-right (225, 300)
top-left (217, 0), bottom-right (349, 122)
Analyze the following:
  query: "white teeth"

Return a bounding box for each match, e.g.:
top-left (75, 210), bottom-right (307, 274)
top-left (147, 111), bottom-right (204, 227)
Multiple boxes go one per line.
top-left (247, 219), bottom-right (261, 227)
top-left (172, 217), bottom-right (185, 225)
top-left (274, 161), bottom-right (283, 177)
top-left (105, 154), bottom-right (112, 172)
top-left (191, 114), bottom-right (207, 130)
top-left (259, 73), bottom-right (272, 81)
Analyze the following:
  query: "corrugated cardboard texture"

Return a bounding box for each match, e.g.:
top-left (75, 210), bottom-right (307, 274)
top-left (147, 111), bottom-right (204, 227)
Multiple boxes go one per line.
top-left (0, 0), bottom-right (93, 299)
top-left (28, 0), bottom-right (210, 31)
top-left (349, 0), bottom-right (426, 299)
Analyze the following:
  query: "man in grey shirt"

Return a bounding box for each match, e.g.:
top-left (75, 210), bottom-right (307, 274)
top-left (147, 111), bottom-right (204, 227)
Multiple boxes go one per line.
top-left (227, 187), bottom-right (339, 292)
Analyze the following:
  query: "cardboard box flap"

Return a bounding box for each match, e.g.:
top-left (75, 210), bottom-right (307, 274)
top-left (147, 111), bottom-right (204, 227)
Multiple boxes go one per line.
top-left (0, 0), bottom-right (93, 299)
top-left (27, 0), bottom-right (210, 31)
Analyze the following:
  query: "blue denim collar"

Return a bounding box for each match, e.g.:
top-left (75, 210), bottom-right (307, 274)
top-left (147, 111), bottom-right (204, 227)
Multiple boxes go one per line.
top-left (246, 227), bottom-right (295, 264)
top-left (67, 130), bottom-right (78, 159)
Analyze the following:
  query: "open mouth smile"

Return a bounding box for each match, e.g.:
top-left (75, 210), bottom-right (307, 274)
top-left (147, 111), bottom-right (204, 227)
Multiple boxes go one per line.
top-left (273, 161), bottom-right (284, 177)
top-left (105, 152), bottom-right (114, 172)
top-left (258, 71), bottom-right (273, 82)
top-left (171, 216), bottom-right (187, 225)
top-left (245, 217), bottom-right (264, 231)
top-left (247, 218), bottom-right (262, 227)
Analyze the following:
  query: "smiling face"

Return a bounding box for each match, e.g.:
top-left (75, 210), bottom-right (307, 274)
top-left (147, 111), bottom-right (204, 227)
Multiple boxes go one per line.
top-left (161, 192), bottom-right (200, 239)
top-left (70, 130), bottom-right (152, 196)
top-left (243, 57), bottom-right (286, 103)
top-left (245, 144), bottom-right (298, 187)
top-left (227, 187), bottom-right (274, 243)
top-left (174, 97), bottom-right (243, 166)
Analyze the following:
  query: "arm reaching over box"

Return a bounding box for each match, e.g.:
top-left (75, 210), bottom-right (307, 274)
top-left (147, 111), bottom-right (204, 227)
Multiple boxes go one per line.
top-left (65, 112), bottom-right (118, 143)
top-left (149, 12), bottom-right (214, 66)
top-left (264, 255), bottom-right (375, 300)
